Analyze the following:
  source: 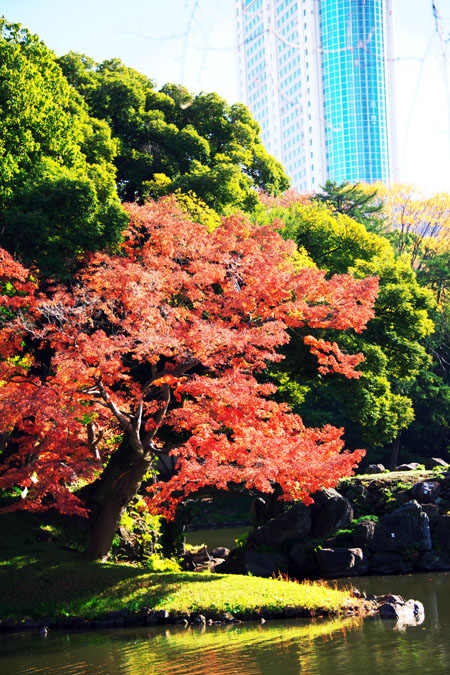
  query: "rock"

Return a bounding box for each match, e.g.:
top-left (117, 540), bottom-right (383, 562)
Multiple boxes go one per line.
top-left (212, 549), bottom-right (246, 574)
top-left (183, 545), bottom-right (213, 571)
top-left (311, 488), bottom-right (353, 538)
top-left (246, 502), bottom-right (311, 550)
top-left (379, 599), bottom-right (424, 625)
top-left (433, 515), bottom-right (450, 551)
top-left (370, 500), bottom-right (431, 553)
top-left (221, 611), bottom-right (238, 623)
top-left (421, 503), bottom-right (441, 527)
top-left (369, 552), bottom-right (413, 574)
top-left (411, 480), bottom-right (440, 504)
top-left (352, 519), bottom-right (376, 548)
top-left (424, 457), bottom-right (448, 470)
top-left (191, 546), bottom-right (211, 563)
top-left (211, 547), bottom-right (230, 559)
top-left (343, 483), bottom-right (368, 502)
top-left (156, 609), bottom-right (170, 623)
top-left (244, 551), bottom-right (288, 577)
top-left (377, 594), bottom-right (405, 604)
top-left (395, 463), bottom-right (422, 471)
top-left (316, 547), bottom-right (368, 577)
top-left (288, 541), bottom-right (317, 577)
top-left (365, 464), bottom-right (386, 474)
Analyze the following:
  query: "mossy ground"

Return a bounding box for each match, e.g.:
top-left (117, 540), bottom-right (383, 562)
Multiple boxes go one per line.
top-left (0, 512), bottom-right (354, 622)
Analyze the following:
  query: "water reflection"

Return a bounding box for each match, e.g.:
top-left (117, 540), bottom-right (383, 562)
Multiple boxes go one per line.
top-left (2, 572), bottom-right (450, 675)
top-left (0, 616), bottom-right (362, 675)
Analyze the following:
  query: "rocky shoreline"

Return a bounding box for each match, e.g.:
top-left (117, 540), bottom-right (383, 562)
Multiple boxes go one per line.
top-left (0, 591), bottom-right (423, 634)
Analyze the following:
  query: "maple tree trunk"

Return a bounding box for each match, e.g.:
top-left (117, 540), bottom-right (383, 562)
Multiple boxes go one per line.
top-left (82, 437), bottom-right (153, 560)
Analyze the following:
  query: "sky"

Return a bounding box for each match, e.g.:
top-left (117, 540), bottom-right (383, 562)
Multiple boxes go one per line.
top-left (2, 0), bottom-right (450, 194)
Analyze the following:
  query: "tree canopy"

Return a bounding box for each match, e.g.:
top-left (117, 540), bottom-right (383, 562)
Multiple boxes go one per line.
top-left (372, 183), bottom-right (450, 461)
top-left (253, 198), bottom-right (435, 453)
top-left (57, 52), bottom-right (290, 211)
top-left (314, 180), bottom-right (385, 233)
top-left (0, 199), bottom-right (378, 559)
top-left (0, 19), bottom-right (127, 274)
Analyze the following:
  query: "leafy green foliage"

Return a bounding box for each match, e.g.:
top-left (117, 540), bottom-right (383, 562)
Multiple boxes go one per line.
top-left (0, 20), bottom-right (127, 275)
top-left (58, 52), bottom-right (290, 211)
top-left (314, 180), bottom-right (385, 234)
top-left (254, 199), bottom-right (435, 452)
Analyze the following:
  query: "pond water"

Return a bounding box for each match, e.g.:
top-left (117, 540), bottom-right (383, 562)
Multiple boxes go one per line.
top-left (1, 572), bottom-right (450, 675)
top-left (185, 526), bottom-right (248, 550)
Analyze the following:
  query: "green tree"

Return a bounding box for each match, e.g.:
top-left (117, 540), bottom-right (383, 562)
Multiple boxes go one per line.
top-left (57, 53), bottom-right (290, 211)
top-left (373, 184), bottom-right (450, 461)
top-left (314, 180), bottom-right (385, 234)
top-left (0, 20), bottom-right (127, 274)
top-left (253, 199), bottom-right (435, 458)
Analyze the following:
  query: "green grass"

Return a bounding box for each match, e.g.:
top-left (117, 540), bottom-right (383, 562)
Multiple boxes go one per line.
top-left (0, 512), bottom-right (354, 622)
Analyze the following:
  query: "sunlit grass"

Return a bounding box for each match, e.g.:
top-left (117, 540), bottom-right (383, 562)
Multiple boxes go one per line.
top-left (77, 572), bottom-right (352, 618)
top-left (0, 513), bottom-right (354, 621)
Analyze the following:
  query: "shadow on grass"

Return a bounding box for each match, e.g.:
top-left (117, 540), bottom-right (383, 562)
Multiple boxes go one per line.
top-left (0, 512), bottom-right (234, 620)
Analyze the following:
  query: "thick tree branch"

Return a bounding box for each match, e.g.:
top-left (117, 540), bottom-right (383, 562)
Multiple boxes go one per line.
top-left (94, 377), bottom-right (135, 438)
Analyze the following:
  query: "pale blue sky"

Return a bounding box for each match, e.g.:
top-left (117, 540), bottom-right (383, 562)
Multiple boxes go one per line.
top-left (2, 0), bottom-right (450, 193)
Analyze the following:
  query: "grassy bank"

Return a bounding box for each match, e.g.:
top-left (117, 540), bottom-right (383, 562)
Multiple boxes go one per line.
top-left (0, 512), bottom-right (355, 624)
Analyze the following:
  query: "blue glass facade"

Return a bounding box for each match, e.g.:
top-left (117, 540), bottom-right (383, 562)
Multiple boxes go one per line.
top-left (236, 0), bottom-right (394, 189)
top-left (320, 0), bottom-right (391, 183)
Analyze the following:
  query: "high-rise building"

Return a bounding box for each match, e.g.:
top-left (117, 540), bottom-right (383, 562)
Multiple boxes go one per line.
top-left (235, 0), bottom-right (396, 191)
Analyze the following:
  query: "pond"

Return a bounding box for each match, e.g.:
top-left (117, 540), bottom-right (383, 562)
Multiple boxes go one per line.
top-left (1, 572), bottom-right (449, 675)
top-left (185, 526), bottom-right (248, 550)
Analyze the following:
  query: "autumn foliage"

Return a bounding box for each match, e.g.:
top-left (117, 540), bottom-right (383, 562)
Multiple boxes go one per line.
top-left (0, 199), bottom-right (378, 556)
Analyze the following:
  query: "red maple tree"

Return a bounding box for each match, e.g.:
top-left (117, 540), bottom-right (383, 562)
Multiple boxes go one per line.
top-left (0, 199), bottom-right (378, 558)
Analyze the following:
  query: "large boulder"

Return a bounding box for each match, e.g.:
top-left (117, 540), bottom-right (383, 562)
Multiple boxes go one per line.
top-left (246, 502), bottom-right (311, 550)
top-left (316, 547), bottom-right (368, 577)
top-left (311, 489), bottom-right (353, 538)
top-left (288, 541), bottom-right (317, 577)
top-left (243, 551), bottom-right (288, 577)
top-left (396, 463), bottom-right (422, 471)
top-left (411, 481), bottom-right (440, 504)
top-left (370, 500), bottom-right (431, 553)
top-left (424, 457), bottom-right (448, 470)
top-left (421, 503), bottom-right (441, 527)
top-left (365, 464), bottom-right (386, 474)
top-left (380, 599), bottom-right (424, 626)
top-left (352, 519), bottom-right (376, 549)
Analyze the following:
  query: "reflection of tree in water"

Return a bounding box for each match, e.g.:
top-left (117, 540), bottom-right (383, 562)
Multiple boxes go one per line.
top-left (109, 617), bottom-right (360, 675)
top-left (6, 594), bottom-right (450, 675)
